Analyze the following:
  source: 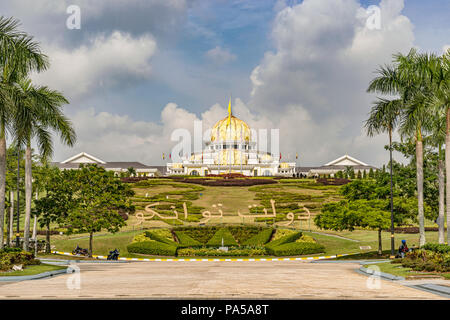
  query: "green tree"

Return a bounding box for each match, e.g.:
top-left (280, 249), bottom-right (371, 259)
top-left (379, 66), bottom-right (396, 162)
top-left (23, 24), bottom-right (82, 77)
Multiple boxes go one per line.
top-left (12, 78), bottom-right (76, 250)
top-left (424, 51), bottom-right (450, 243)
top-left (33, 166), bottom-right (76, 253)
top-left (126, 167), bottom-right (136, 177)
top-left (0, 16), bottom-right (48, 249)
top-left (66, 164), bottom-right (134, 256)
top-left (315, 200), bottom-right (391, 255)
top-left (367, 49), bottom-right (437, 246)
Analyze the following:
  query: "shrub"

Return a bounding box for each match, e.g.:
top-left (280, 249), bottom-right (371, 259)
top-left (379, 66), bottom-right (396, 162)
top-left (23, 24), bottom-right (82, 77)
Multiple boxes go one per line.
top-left (132, 233), bottom-right (150, 243)
top-left (268, 242), bottom-right (325, 256)
top-left (227, 226), bottom-right (264, 243)
top-left (265, 231), bottom-right (302, 250)
top-left (127, 240), bottom-right (177, 256)
top-left (174, 231), bottom-right (203, 247)
top-left (271, 229), bottom-right (297, 241)
top-left (242, 228), bottom-right (274, 246)
top-left (177, 247), bottom-right (267, 257)
top-left (422, 243), bottom-right (450, 254)
top-left (173, 226), bottom-right (219, 244)
top-left (206, 228), bottom-right (238, 247)
top-left (144, 230), bottom-right (177, 246)
top-left (295, 234), bottom-right (316, 243)
top-left (0, 250), bottom-right (40, 271)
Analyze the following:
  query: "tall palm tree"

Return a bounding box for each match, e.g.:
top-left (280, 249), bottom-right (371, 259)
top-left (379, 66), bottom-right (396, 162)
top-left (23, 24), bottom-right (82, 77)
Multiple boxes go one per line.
top-left (368, 49), bottom-right (433, 246)
top-left (12, 79), bottom-right (76, 250)
top-left (425, 51), bottom-right (450, 243)
top-left (0, 16), bottom-right (48, 249)
top-left (426, 106), bottom-right (446, 243)
top-left (365, 98), bottom-right (403, 256)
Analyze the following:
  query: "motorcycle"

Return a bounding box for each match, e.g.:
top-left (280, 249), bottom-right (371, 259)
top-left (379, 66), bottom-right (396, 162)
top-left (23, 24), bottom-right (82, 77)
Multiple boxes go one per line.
top-left (107, 248), bottom-right (120, 261)
top-left (72, 245), bottom-right (89, 256)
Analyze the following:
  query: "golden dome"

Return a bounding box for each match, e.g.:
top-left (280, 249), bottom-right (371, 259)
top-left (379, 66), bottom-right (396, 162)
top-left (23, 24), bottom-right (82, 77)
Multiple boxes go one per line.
top-left (211, 115), bottom-right (251, 142)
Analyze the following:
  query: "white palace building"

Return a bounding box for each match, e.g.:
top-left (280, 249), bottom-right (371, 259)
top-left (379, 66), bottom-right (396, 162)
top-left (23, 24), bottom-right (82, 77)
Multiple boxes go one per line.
top-left (167, 110), bottom-right (296, 177)
top-left (166, 110), bottom-right (377, 177)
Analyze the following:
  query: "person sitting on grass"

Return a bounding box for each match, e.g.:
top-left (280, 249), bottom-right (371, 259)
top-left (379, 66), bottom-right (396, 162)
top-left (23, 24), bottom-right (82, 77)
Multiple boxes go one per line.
top-left (398, 240), bottom-right (409, 258)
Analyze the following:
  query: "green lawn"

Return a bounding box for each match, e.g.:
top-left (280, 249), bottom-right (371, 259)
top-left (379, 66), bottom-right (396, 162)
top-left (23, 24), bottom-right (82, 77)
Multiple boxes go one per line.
top-left (0, 263), bottom-right (66, 277)
top-left (363, 262), bottom-right (450, 280)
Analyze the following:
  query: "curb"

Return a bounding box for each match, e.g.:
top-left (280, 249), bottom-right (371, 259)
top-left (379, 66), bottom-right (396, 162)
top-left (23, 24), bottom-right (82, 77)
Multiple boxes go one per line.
top-left (0, 267), bottom-right (70, 282)
top-left (52, 251), bottom-right (352, 262)
top-left (358, 266), bottom-right (405, 281)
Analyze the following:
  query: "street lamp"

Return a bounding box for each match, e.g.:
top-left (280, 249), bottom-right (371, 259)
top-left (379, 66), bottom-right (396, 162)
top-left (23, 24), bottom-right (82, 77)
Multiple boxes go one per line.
top-left (15, 143), bottom-right (20, 247)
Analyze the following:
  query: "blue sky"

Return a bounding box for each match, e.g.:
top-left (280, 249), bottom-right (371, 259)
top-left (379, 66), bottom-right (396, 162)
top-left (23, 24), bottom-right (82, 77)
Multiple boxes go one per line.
top-left (0, 0), bottom-right (449, 165)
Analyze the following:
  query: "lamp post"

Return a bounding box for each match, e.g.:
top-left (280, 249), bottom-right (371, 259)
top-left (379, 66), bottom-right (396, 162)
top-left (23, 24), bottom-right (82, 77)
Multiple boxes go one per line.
top-left (15, 144), bottom-right (20, 247)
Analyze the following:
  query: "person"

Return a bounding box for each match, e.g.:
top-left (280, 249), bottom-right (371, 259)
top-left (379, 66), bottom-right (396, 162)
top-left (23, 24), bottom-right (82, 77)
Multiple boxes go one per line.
top-left (398, 240), bottom-right (409, 258)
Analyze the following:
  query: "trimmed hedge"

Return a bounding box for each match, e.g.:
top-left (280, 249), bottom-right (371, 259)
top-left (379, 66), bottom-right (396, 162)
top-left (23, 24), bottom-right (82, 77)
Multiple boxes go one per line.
top-left (421, 243), bottom-right (450, 254)
top-left (267, 242), bottom-right (325, 256)
top-left (206, 228), bottom-right (238, 247)
top-left (178, 247), bottom-right (267, 257)
top-left (145, 230), bottom-right (178, 246)
top-left (174, 231), bottom-right (203, 247)
top-left (127, 240), bottom-right (177, 256)
top-left (173, 226), bottom-right (219, 244)
top-left (265, 231), bottom-right (303, 250)
top-left (242, 228), bottom-right (274, 246)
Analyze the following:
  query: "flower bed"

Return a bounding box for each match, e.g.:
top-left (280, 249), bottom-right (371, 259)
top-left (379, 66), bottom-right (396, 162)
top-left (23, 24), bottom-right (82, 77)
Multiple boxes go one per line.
top-left (396, 244), bottom-right (450, 273)
top-left (0, 248), bottom-right (41, 272)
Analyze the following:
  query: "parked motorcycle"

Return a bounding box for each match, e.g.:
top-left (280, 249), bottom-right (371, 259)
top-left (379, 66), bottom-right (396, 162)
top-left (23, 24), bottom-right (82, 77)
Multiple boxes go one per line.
top-left (72, 245), bottom-right (89, 256)
top-left (107, 248), bottom-right (120, 261)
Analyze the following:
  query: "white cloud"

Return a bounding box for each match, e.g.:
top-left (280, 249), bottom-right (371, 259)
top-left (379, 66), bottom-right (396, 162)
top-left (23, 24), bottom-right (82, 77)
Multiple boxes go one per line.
top-left (247, 0), bottom-right (415, 166)
top-left (205, 46), bottom-right (237, 65)
top-left (32, 31), bottom-right (157, 100)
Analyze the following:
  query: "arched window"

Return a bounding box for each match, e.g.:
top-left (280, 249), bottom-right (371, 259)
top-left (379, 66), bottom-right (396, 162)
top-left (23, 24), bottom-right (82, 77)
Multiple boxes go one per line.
top-left (263, 170), bottom-right (272, 176)
top-left (190, 170), bottom-right (199, 176)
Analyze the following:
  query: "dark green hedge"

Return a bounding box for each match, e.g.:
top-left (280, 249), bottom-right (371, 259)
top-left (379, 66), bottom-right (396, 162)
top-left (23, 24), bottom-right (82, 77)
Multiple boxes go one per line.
top-left (127, 241), bottom-right (177, 256)
top-left (421, 243), bottom-right (450, 254)
top-left (144, 231), bottom-right (178, 246)
top-left (267, 242), bottom-right (325, 256)
top-left (243, 228), bottom-right (274, 246)
top-left (264, 231), bottom-right (302, 250)
top-left (174, 231), bottom-right (203, 247)
top-left (173, 226), bottom-right (219, 244)
top-left (206, 228), bottom-right (238, 247)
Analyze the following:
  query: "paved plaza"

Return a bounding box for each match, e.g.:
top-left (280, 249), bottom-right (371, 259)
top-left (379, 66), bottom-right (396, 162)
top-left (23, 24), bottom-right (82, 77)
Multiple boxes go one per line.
top-left (0, 260), bottom-right (446, 299)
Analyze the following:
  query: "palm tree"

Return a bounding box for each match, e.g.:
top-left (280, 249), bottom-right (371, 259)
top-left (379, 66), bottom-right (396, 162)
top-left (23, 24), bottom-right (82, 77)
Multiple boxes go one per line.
top-left (365, 98), bottom-right (403, 256)
top-left (368, 49), bottom-right (432, 247)
top-left (426, 106), bottom-right (446, 243)
top-left (0, 16), bottom-right (48, 249)
top-left (425, 51), bottom-right (450, 243)
top-left (12, 79), bottom-right (76, 250)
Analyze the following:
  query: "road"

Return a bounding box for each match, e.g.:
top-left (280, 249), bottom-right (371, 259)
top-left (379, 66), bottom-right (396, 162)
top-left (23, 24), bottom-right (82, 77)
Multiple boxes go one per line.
top-left (0, 260), bottom-right (445, 299)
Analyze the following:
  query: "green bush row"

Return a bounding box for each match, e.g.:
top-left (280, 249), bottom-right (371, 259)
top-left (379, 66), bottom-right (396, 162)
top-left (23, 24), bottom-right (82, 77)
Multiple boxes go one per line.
top-left (127, 240), bottom-right (178, 256)
top-left (421, 243), bottom-right (450, 254)
top-left (177, 247), bottom-right (267, 257)
top-left (266, 242), bottom-right (325, 256)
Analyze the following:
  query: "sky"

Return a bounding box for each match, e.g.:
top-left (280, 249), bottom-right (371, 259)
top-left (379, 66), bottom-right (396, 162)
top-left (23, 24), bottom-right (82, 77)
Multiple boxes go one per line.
top-left (0, 0), bottom-right (449, 166)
